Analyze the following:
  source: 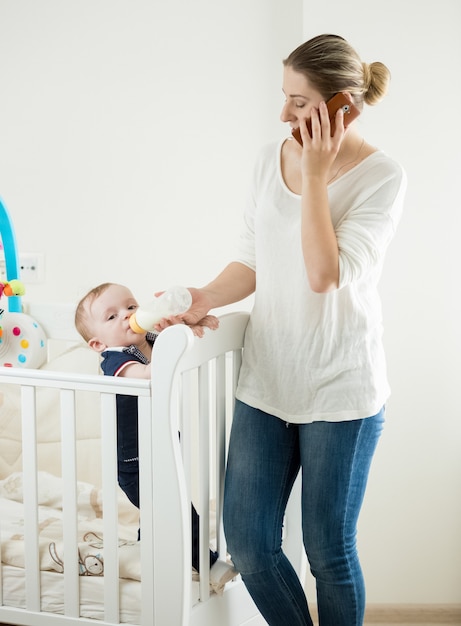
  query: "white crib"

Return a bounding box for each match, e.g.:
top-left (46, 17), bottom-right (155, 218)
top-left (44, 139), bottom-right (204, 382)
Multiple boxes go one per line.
top-left (0, 305), bottom-right (305, 626)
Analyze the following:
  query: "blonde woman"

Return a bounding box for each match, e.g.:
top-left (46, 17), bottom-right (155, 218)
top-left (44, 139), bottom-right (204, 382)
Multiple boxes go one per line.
top-left (163, 34), bottom-right (406, 625)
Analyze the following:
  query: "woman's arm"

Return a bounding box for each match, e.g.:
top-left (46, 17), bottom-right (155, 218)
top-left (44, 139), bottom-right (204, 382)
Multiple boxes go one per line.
top-left (177, 262), bottom-right (255, 327)
top-left (301, 172), bottom-right (340, 293)
top-left (202, 261), bottom-right (256, 307)
top-left (298, 102), bottom-right (345, 293)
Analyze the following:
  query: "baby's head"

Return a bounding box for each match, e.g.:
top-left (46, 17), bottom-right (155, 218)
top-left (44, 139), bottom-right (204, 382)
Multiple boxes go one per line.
top-left (75, 283), bottom-right (140, 352)
top-left (75, 283), bottom-right (114, 343)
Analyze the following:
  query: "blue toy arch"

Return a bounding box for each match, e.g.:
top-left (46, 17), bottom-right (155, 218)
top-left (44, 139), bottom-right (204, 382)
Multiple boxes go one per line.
top-left (0, 197), bottom-right (22, 312)
top-left (0, 196), bottom-right (47, 368)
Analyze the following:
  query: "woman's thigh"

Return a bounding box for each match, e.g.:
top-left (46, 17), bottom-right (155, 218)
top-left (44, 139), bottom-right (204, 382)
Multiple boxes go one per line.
top-left (299, 409), bottom-right (385, 566)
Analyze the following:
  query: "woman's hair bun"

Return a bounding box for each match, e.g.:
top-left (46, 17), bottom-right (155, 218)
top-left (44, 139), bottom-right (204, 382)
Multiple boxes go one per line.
top-left (363, 61), bottom-right (391, 106)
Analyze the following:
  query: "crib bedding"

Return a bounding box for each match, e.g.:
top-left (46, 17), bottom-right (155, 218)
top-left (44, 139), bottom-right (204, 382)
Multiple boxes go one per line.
top-left (0, 471), bottom-right (139, 578)
top-left (0, 471), bottom-right (202, 620)
top-left (1, 566), bottom-right (144, 623)
top-left (0, 479), bottom-right (146, 622)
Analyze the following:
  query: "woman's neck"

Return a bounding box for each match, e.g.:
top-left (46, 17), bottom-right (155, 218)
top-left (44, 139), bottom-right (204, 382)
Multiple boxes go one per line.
top-left (327, 132), bottom-right (365, 184)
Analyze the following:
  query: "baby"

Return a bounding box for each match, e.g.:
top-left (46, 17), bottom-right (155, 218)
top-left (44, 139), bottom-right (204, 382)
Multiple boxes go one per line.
top-left (75, 282), bottom-right (236, 591)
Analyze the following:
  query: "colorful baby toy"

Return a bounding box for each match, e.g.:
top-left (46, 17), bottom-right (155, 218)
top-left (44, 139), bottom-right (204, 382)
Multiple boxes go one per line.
top-left (0, 279), bottom-right (47, 369)
top-left (0, 279), bottom-right (26, 300)
top-left (0, 197), bottom-right (47, 369)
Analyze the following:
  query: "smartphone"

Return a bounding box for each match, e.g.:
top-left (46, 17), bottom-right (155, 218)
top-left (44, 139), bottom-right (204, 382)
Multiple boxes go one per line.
top-left (291, 92), bottom-right (360, 146)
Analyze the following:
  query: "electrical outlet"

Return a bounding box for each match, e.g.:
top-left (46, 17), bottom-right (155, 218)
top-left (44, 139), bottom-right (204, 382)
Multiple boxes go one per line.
top-left (19, 253), bottom-right (45, 283)
top-left (0, 252), bottom-right (45, 283)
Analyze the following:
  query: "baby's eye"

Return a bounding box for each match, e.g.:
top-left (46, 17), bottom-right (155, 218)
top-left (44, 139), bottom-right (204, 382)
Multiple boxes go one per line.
top-left (107, 313), bottom-right (116, 321)
top-left (128, 305), bottom-right (137, 311)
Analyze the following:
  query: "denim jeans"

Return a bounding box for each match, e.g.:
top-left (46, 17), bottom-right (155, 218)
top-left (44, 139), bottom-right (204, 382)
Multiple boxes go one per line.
top-left (223, 400), bottom-right (385, 626)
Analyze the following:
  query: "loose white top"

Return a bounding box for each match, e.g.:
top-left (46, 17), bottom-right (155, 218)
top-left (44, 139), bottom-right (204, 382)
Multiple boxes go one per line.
top-left (235, 139), bottom-right (407, 423)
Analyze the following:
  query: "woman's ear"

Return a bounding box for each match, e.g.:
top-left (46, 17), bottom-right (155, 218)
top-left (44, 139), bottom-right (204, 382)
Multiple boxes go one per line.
top-left (88, 337), bottom-right (107, 353)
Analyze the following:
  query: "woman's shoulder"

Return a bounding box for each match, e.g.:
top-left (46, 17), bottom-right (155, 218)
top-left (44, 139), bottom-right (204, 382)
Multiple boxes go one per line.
top-left (348, 151), bottom-right (407, 218)
top-left (362, 150), bottom-right (406, 181)
top-left (255, 139), bottom-right (282, 163)
top-left (342, 150), bottom-right (407, 201)
top-left (250, 140), bottom-right (282, 184)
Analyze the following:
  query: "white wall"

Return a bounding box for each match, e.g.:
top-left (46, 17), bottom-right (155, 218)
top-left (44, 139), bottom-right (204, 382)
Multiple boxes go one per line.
top-left (0, 0), bottom-right (460, 606)
top-left (0, 0), bottom-right (300, 302)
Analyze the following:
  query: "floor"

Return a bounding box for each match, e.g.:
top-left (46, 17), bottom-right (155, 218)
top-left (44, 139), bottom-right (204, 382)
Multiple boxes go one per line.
top-left (309, 620), bottom-right (459, 626)
top-left (245, 618), bottom-right (461, 626)
top-left (245, 618), bottom-right (454, 626)
top-left (0, 618), bottom-right (461, 626)
top-left (3, 606), bottom-right (461, 626)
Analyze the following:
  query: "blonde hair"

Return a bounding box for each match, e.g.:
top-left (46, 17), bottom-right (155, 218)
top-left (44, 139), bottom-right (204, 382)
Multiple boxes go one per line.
top-left (75, 282), bottom-right (114, 343)
top-left (283, 34), bottom-right (390, 108)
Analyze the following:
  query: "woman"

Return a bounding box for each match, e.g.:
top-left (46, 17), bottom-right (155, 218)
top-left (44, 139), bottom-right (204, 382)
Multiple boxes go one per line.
top-left (172, 34), bottom-right (406, 626)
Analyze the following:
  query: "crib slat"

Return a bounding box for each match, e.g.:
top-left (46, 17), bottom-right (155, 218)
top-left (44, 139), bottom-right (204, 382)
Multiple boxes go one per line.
top-left (21, 385), bottom-right (41, 612)
top-left (197, 361), bottom-right (211, 602)
top-left (60, 388), bottom-right (80, 617)
top-left (215, 353), bottom-right (227, 556)
top-left (138, 393), bottom-right (155, 626)
top-left (100, 392), bottom-right (120, 623)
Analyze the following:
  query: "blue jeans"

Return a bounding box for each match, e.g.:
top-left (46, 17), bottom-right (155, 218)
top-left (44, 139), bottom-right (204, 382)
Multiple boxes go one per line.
top-left (223, 400), bottom-right (385, 626)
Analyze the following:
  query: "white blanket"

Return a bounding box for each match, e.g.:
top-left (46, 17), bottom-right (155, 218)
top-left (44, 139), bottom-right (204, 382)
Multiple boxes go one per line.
top-left (0, 471), bottom-right (141, 580)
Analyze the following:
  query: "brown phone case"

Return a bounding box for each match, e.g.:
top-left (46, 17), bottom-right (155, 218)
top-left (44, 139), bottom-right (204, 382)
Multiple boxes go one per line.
top-left (291, 93), bottom-right (360, 145)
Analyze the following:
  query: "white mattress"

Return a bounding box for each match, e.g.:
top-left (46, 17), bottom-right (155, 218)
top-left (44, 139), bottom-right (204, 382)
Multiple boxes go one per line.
top-left (1, 565), bottom-right (144, 623)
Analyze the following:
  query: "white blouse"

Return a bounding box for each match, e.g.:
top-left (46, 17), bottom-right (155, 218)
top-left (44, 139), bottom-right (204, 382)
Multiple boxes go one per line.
top-left (234, 140), bottom-right (407, 423)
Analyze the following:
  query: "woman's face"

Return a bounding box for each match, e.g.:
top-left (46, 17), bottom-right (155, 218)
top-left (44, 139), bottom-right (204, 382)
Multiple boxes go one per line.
top-left (280, 65), bottom-right (324, 133)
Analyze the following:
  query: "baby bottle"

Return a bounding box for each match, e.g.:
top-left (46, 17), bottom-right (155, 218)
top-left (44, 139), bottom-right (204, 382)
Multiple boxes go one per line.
top-left (129, 285), bottom-right (192, 334)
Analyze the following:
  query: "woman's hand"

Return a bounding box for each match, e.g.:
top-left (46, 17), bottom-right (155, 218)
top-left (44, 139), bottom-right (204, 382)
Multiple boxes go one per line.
top-left (299, 101), bottom-right (345, 181)
top-left (154, 287), bottom-right (216, 336)
top-left (153, 262), bottom-right (255, 333)
top-left (180, 287), bottom-right (214, 325)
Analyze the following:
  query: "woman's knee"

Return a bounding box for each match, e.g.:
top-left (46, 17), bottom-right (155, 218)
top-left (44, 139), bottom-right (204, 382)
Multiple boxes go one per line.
top-left (304, 530), bottom-right (358, 583)
top-left (224, 509), bottom-right (282, 574)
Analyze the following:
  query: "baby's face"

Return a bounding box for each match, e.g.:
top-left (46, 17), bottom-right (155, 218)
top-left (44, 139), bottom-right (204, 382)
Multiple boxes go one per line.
top-left (87, 284), bottom-right (142, 352)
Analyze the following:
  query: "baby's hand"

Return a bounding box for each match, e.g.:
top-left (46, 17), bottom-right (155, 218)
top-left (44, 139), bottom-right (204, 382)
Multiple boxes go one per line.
top-left (154, 314), bottom-right (219, 337)
top-left (154, 315), bottom-right (183, 332)
top-left (188, 315), bottom-right (219, 338)
top-left (195, 315), bottom-right (219, 330)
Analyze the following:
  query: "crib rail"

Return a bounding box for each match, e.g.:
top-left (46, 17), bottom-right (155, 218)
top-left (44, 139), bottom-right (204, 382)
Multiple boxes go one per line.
top-left (0, 311), bottom-right (254, 626)
top-left (149, 311), bottom-right (249, 625)
top-left (0, 367), bottom-right (153, 626)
